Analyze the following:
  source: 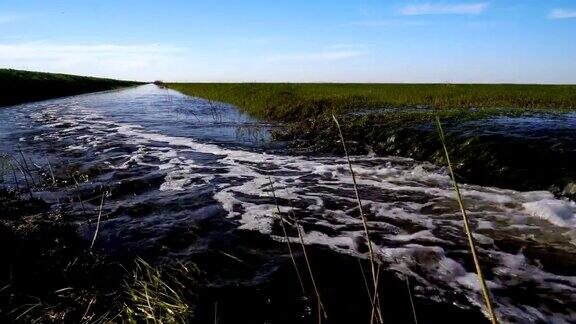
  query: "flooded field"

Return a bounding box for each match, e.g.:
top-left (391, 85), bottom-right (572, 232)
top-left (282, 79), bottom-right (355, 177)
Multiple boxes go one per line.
top-left (1, 85), bottom-right (575, 323)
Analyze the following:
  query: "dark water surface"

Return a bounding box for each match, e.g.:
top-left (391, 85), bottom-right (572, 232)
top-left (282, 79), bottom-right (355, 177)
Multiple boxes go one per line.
top-left (1, 85), bottom-right (576, 323)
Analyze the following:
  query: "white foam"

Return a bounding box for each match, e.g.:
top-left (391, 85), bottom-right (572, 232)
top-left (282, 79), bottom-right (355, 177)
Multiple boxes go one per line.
top-left (24, 88), bottom-right (576, 323)
top-left (523, 199), bottom-right (576, 227)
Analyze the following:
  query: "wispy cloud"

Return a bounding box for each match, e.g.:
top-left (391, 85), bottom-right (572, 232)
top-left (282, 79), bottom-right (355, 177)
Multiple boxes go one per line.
top-left (0, 13), bottom-right (25, 24)
top-left (399, 3), bottom-right (488, 16)
top-left (548, 9), bottom-right (576, 19)
top-left (265, 50), bottom-right (365, 63)
top-left (0, 42), bottom-right (183, 78)
top-left (328, 43), bottom-right (367, 50)
top-left (349, 19), bottom-right (430, 27)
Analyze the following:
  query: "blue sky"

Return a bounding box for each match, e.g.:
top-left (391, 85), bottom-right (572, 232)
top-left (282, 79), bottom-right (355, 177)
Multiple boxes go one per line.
top-left (1, 1), bottom-right (575, 83)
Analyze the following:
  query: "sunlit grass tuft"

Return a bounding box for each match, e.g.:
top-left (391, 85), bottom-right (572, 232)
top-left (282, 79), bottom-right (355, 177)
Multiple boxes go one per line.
top-left (123, 258), bottom-right (195, 323)
top-left (167, 83), bottom-right (576, 123)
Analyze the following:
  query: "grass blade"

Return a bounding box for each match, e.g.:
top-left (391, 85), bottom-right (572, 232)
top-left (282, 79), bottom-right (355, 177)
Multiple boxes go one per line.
top-left (90, 191), bottom-right (106, 250)
top-left (404, 274), bottom-right (418, 324)
top-left (332, 114), bottom-right (383, 324)
top-left (268, 177), bottom-right (328, 320)
top-left (294, 218), bottom-right (327, 319)
top-left (267, 176), bottom-right (307, 296)
top-left (435, 116), bottom-right (498, 324)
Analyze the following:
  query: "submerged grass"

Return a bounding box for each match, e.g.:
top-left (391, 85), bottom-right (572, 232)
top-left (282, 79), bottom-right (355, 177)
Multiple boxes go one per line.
top-left (166, 83), bottom-right (576, 122)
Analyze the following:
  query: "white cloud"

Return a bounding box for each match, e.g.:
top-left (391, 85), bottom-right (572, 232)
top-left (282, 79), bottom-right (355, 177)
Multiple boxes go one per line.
top-left (399, 3), bottom-right (488, 16)
top-left (0, 42), bottom-right (183, 80)
top-left (548, 9), bottom-right (576, 19)
top-left (264, 50), bottom-right (365, 63)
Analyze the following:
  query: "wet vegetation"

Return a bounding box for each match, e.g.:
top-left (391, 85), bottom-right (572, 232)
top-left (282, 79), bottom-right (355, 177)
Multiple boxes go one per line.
top-left (166, 83), bottom-right (576, 122)
top-left (2, 80), bottom-right (575, 322)
top-left (0, 69), bottom-right (140, 108)
top-left (0, 151), bottom-right (197, 322)
top-left (0, 148), bottom-right (492, 323)
top-left (0, 190), bottom-right (491, 323)
top-left (123, 258), bottom-right (199, 323)
top-left (168, 83), bottom-right (576, 196)
top-left (0, 181), bottom-right (195, 322)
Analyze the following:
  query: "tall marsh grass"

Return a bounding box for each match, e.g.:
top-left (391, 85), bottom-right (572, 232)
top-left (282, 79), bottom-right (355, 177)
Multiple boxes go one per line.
top-left (167, 83), bottom-right (576, 122)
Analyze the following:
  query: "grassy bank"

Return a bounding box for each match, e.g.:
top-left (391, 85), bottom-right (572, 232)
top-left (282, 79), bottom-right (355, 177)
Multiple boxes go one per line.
top-left (0, 69), bottom-right (141, 107)
top-left (167, 83), bottom-right (576, 195)
top-left (166, 83), bottom-right (576, 122)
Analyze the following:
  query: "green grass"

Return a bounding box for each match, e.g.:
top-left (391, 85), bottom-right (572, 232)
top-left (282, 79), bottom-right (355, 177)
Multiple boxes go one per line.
top-left (166, 83), bottom-right (576, 122)
top-left (0, 68), bottom-right (140, 107)
top-left (123, 258), bottom-right (198, 323)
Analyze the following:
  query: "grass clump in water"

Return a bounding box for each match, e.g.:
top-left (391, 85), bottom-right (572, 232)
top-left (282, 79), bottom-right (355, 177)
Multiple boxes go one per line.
top-left (123, 258), bottom-right (198, 324)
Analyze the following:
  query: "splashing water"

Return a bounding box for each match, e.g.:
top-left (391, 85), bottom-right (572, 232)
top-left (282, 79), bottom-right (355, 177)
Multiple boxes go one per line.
top-left (1, 85), bottom-right (575, 323)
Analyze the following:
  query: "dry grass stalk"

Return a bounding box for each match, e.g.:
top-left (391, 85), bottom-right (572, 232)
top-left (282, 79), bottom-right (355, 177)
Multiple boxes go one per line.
top-left (332, 114), bottom-right (383, 324)
top-left (90, 191), bottom-right (106, 250)
top-left (369, 263), bottom-right (382, 324)
top-left (358, 259), bottom-right (375, 305)
top-left (266, 176), bottom-right (306, 296)
top-left (80, 296), bottom-right (96, 323)
top-left (294, 219), bottom-right (327, 319)
top-left (435, 116), bottom-right (498, 324)
top-left (404, 275), bottom-right (418, 324)
top-left (71, 174), bottom-right (87, 215)
top-left (12, 159), bottom-right (33, 198)
top-left (17, 145), bottom-right (36, 187)
top-left (46, 157), bottom-right (56, 186)
top-left (268, 177), bottom-right (327, 320)
top-left (8, 161), bottom-right (20, 192)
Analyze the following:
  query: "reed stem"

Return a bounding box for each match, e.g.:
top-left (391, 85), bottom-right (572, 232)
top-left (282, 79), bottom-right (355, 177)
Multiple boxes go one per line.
top-left (405, 275), bottom-right (418, 324)
top-left (90, 192), bottom-right (106, 250)
top-left (435, 116), bottom-right (498, 324)
top-left (332, 114), bottom-right (383, 324)
top-left (267, 176), bottom-right (307, 296)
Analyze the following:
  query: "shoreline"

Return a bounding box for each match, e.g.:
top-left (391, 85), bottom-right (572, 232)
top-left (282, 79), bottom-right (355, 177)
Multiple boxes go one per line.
top-left (166, 83), bottom-right (576, 198)
top-left (0, 68), bottom-right (141, 108)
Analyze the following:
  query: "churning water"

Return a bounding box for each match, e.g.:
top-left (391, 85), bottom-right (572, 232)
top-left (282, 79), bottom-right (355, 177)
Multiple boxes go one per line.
top-left (1, 85), bottom-right (575, 323)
